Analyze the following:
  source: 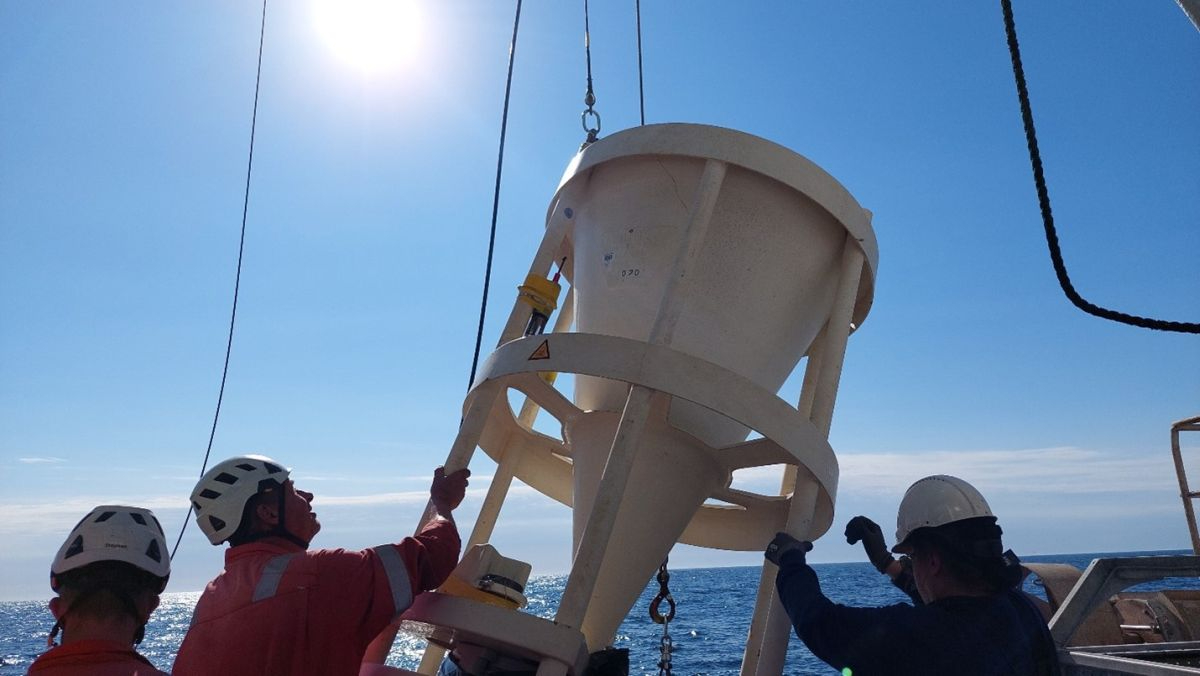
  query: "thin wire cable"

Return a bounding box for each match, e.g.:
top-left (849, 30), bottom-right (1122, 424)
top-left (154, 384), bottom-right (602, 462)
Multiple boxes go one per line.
top-left (466, 0), bottom-right (524, 390)
top-left (636, 0), bottom-right (645, 125)
top-left (1001, 0), bottom-right (1199, 334)
top-left (584, 0), bottom-right (595, 104)
top-left (580, 0), bottom-right (601, 141)
top-left (170, 0), bottom-right (269, 560)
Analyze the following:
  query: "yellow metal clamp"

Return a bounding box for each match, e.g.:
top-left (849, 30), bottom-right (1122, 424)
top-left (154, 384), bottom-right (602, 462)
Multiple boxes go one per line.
top-left (517, 273), bottom-right (562, 316)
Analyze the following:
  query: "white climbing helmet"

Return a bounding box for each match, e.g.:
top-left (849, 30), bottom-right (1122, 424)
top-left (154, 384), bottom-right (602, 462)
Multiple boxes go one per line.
top-left (191, 455), bottom-right (290, 545)
top-left (893, 475), bottom-right (994, 553)
top-left (51, 505), bottom-right (170, 591)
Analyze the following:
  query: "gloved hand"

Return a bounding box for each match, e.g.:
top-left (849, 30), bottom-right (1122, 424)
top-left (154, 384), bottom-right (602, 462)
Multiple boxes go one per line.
top-left (431, 466), bottom-right (471, 512)
top-left (844, 515), bottom-right (895, 574)
top-left (765, 532), bottom-right (813, 566)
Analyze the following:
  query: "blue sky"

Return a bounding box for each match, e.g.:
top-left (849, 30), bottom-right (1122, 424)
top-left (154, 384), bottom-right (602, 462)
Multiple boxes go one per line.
top-left (1, 2), bottom-right (1197, 602)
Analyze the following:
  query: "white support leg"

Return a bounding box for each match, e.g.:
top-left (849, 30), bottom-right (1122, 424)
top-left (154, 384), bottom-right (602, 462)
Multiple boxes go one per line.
top-left (754, 480), bottom-right (820, 676)
top-left (555, 385), bottom-right (658, 629)
top-left (739, 325), bottom-right (828, 676)
top-left (749, 236), bottom-right (865, 676)
top-left (406, 385), bottom-right (504, 673)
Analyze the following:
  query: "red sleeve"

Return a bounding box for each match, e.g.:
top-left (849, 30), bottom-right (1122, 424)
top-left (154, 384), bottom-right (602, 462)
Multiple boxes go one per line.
top-left (306, 520), bottom-right (461, 651)
top-left (394, 517), bottom-right (462, 594)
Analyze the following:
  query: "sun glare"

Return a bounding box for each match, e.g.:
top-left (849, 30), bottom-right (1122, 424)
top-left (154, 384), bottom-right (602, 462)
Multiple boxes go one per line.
top-left (314, 0), bottom-right (422, 73)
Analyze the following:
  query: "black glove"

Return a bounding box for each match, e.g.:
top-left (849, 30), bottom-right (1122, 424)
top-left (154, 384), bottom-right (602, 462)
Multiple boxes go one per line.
top-left (765, 532), bottom-right (812, 566)
top-left (844, 515), bottom-right (895, 574)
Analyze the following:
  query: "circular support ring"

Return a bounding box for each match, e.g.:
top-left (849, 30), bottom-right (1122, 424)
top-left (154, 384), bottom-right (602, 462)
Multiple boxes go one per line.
top-left (462, 333), bottom-right (838, 550)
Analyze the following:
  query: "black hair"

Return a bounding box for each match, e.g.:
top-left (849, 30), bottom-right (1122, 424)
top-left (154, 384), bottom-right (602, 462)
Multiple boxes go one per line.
top-left (907, 517), bottom-right (1022, 593)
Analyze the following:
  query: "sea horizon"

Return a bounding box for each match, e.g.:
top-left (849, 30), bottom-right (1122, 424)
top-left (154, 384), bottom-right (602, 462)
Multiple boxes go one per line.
top-left (4, 547), bottom-right (1188, 604)
top-left (5, 549), bottom-right (1197, 675)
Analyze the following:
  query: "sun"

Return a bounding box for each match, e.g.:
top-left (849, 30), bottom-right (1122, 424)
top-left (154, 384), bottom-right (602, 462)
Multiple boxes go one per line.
top-left (313, 0), bottom-right (423, 73)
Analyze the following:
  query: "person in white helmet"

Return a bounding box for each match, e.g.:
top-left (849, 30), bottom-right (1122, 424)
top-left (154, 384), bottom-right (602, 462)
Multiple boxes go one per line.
top-left (766, 475), bottom-right (1060, 676)
top-left (843, 510), bottom-right (1053, 619)
top-left (29, 505), bottom-right (171, 676)
top-left (173, 456), bottom-right (469, 676)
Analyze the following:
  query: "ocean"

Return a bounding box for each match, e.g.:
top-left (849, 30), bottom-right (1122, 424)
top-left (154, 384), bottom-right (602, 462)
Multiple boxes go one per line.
top-left (3, 551), bottom-right (1196, 675)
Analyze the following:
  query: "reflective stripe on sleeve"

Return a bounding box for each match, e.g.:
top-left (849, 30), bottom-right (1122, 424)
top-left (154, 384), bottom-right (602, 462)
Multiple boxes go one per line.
top-left (372, 545), bottom-right (414, 615)
top-left (252, 553), bottom-right (296, 602)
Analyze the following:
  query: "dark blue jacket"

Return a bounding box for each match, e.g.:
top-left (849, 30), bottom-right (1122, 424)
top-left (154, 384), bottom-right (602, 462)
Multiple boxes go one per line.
top-left (775, 550), bottom-right (1059, 675)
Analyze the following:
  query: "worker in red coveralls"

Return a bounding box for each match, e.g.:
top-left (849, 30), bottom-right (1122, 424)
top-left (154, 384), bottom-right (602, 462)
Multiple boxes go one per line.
top-left (29, 505), bottom-right (171, 676)
top-left (173, 455), bottom-right (469, 676)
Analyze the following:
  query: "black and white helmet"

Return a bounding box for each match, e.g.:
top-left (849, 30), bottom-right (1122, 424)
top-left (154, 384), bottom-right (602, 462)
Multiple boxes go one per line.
top-left (51, 505), bottom-right (170, 591)
top-left (191, 455), bottom-right (290, 545)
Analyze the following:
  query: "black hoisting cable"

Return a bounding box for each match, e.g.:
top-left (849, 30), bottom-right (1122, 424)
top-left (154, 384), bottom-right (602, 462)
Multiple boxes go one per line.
top-left (170, 0), bottom-right (269, 561)
top-left (1000, 0), bottom-right (1200, 334)
top-left (636, 0), bottom-right (646, 125)
top-left (466, 0), bottom-right (524, 391)
top-left (581, 0), bottom-right (601, 143)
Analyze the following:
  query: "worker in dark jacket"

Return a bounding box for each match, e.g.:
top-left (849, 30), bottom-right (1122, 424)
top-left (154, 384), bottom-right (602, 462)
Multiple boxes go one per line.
top-left (767, 475), bottom-right (1060, 675)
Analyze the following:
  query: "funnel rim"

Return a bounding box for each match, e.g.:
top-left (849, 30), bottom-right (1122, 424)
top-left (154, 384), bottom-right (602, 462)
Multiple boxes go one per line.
top-left (549, 122), bottom-right (877, 329)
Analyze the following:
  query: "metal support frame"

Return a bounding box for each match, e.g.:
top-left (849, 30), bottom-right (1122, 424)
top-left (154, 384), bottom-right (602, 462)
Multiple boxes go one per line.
top-left (412, 219), bottom-right (576, 674)
top-left (1170, 416), bottom-right (1200, 555)
top-left (1050, 556), bottom-right (1200, 648)
top-left (406, 124), bottom-right (878, 674)
top-left (1062, 641), bottom-right (1200, 675)
top-left (402, 593), bottom-right (589, 676)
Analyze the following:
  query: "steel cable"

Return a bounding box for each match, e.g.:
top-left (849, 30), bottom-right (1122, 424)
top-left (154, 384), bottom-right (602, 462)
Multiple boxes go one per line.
top-left (466, 0), bottom-right (524, 390)
top-left (170, 0), bottom-right (269, 560)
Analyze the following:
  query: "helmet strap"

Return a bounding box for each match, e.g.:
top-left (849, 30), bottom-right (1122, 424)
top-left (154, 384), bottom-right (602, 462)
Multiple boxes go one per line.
top-left (243, 487), bottom-right (309, 549)
top-left (47, 618), bottom-right (62, 648)
top-left (272, 487), bottom-right (311, 548)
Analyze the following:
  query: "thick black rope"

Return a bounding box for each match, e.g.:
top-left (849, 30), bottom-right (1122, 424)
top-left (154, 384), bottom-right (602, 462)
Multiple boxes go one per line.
top-left (466, 0), bottom-right (524, 390)
top-left (636, 0), bottom-right (645, 125)
top-left (1001, 0), bottom-right (1199, 334)
top-left (170, 0), bottom-right (269, 561)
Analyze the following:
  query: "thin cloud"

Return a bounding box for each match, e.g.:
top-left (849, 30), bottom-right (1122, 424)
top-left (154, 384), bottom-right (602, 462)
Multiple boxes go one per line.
top-left (315, 484), bottom-right (529, 507)
top-left (729, 447), bottom-right (1175, 497)
top-left (17, 457), bottom-right (67, 465)
top-left (0, 495), bottom-right (189, 536)
top-left (315, 490), bottom-right (431, 507)
top-left (839, 447), bottom-right (1174, 496)
top-left (7, 447), bottom-right (1167, 537)
top-left (999, 497), bottom-right (1180, 521)
top-left (0, 477), bottom-right (520, 536)
top-left (0, 481), bottom-right (525, 535)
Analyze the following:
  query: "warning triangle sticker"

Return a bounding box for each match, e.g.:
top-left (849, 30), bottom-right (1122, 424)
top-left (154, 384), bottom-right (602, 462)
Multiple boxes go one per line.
top-left (528, 340), bottom-right (551, 360)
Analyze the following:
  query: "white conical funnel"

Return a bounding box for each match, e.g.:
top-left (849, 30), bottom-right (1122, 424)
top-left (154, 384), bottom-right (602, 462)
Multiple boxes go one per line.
top-left (567, 133), bottom-right (850, 447)
top-left (542, 124), bottom-right (874, 650)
